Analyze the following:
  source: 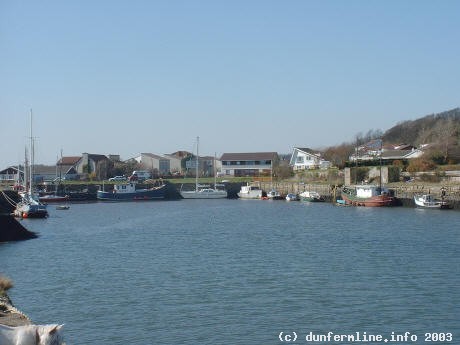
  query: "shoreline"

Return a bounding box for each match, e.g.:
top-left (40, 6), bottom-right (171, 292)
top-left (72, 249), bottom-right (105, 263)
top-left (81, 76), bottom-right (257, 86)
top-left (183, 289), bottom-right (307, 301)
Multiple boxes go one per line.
top-left (0, 279), bottom-right (31, 327)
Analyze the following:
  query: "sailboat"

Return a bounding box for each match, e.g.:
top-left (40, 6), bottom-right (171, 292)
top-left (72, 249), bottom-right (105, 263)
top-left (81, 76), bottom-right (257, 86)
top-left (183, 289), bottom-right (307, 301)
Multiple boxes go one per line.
top-left (14, 111), bottom-right (48, 218)
top-left (180, 137), bottom-right (227, 199)
top-left (39, 151), bottom-right (69, 203)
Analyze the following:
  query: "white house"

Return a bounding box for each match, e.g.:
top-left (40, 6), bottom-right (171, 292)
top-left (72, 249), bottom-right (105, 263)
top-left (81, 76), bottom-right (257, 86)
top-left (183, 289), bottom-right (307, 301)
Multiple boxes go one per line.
top-left (290, 147), bottom-right (331, 170)
top-left (220, 152), bottom-right (278, 177)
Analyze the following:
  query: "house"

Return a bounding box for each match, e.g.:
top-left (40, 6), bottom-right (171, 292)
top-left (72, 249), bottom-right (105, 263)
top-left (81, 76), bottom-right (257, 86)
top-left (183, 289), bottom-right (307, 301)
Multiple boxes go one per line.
top-left (74, 153), bottom-right (112, 179)
top-left (184, 155), bottom-right (219, 177)
top-left (132, 153), bottom-right (182, 176)
top-left (32, 165), bottom-right (59, 183)
top-left (220, 152), bottom-right (278, 177)
top-left (290, 147), bottom-right (331, 170)
top-left (0, 166), bottom-right (23, 183)
top-left (57, 156), bottom-right (81, 180)
top-left (349, 141), bottom-right (425, 162)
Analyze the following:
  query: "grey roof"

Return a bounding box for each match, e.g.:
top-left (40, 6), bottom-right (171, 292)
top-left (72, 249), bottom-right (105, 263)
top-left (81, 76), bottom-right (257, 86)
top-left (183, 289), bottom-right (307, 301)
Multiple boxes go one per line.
top-left (381, 150), bottom-right (413, 159)
top-left (220, 152), bottom-right (278, 161)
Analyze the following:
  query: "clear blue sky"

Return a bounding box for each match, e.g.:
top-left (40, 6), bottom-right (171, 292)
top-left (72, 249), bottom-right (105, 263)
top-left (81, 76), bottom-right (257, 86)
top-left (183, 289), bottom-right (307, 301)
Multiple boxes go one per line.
top-left (1, 0), bottom-right (459, 167)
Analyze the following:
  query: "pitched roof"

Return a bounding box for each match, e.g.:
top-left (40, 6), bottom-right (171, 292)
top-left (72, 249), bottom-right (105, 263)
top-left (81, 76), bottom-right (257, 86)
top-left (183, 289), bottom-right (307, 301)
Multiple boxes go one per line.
top-left (220, 152), bottom-right (278, 161)
top-left (294, 147), bottom-right (321, 157)
top-left (141, 153), bottom-right (168, 160)
top-left (58, 156), bottom-right (81, 165)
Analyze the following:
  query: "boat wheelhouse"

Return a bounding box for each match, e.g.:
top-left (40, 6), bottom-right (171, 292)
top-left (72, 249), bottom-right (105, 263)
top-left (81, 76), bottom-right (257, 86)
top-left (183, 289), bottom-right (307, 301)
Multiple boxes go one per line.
top-left (97, 182), bottom-right (166, 201)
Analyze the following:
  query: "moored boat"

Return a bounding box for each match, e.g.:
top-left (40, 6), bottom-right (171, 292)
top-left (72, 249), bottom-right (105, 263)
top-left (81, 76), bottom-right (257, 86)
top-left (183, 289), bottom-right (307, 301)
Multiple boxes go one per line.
top-left (341, 185), bottom-right (396, 207)
top-left (14, 194), bottom-right (48, 218)
top-left (299, 190), bottom-right (324, 202)
top-left (266, 189), bottom-right (283, 200)
top-left (181, 187), bottom-right (227, 199)
top-left (39, 193), bottom-right (70, 203)
top-left (237, 183), bottom-right (263, 199)
top-left (285, 193), bottom-right (298, 201)
top-left (179, 137), bottom-right (228, 199)
top-left (97, 182), bottom-right (166, 201)
top-left (56, 205), bottom-right (70, 210)
top-left (414, 194), bottom-right (451, 209)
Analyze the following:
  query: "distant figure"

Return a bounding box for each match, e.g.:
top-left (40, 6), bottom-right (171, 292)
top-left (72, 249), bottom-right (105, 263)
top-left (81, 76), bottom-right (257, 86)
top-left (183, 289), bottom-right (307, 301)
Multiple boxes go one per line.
top-left (0, 324), bottom-right (65, 345)
top-left (441, 187), bottom-right (446, 198)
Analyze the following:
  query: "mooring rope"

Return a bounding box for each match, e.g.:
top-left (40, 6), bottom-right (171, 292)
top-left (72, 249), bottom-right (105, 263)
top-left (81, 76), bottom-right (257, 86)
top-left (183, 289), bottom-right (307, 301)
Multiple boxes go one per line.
top-left (0, 190), bottom-right (18, 207)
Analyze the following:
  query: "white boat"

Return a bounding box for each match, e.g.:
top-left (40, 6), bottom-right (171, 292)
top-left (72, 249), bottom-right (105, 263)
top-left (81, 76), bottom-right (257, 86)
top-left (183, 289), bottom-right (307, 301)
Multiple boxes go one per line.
top-left (414, 194), bottom-right (451, 209)
top-left (14, 111), bottom-right (48, 218)
top-left (181, 187), bottom-right (227, 199)
top-left (266, 189), bottom-right (283, 200)
top-left (285, 193), bottom-right (298, 201)
top-left (180, 137), bottom-right (227, 199)
top-left (299, 190), bottom-right (324, 202)
top-left (237, 183), bottom-right (263, 199)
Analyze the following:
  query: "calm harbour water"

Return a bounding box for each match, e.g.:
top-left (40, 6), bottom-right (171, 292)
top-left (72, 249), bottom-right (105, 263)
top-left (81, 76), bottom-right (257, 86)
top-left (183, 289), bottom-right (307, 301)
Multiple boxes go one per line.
top-left (1, 200), bottom-right (459, 344)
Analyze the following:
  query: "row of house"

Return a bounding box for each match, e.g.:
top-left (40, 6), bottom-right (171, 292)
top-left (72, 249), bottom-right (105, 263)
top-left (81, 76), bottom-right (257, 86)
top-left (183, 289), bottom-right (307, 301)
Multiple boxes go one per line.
top-left (0, 143), bottom-right (426, 183)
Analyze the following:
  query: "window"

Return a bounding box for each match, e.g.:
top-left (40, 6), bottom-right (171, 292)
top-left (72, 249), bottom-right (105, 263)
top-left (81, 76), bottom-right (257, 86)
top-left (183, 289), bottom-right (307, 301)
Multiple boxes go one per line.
top-left (296, 156), bottom-right (304, 163)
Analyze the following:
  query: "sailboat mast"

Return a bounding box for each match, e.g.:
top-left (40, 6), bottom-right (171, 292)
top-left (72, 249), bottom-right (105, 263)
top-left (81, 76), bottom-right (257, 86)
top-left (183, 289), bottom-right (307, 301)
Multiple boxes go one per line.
top-left (195, 136), bottom-right (199, 192)
top-left (29, 109), bottom-right (34, 195)
top-left (379, 138), bottom-right (383, 190)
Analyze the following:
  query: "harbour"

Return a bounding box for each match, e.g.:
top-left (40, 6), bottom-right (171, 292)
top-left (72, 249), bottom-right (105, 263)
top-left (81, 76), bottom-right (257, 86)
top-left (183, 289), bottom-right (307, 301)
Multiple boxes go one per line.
top-left (1, 199), bottom-right (459, 344)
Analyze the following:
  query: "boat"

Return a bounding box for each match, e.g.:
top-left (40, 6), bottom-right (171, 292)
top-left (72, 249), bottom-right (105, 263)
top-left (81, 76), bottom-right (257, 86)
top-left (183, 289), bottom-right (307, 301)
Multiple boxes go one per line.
top-left (341, 185), bottom-right (395, 207)
top-left (299, 190), bottom-right (324, 202)
top-left (14, 193), bottom-right (48, 218)
top-left (237, 183), bottom-right (263, 199)
top-left (180, 137), bottom-right (228, 199)
top-left (39, 193), bottom-right (70, 203)
top-left (181, 187), bottom-right (227, 199)
top-left (56, 205), bottom-right (70, 210)
top-left (97, 182), bottom-right (166, 201)
top-left (266, 189), bottom-right (283, 200)
top-left (342, 139), bottom-right (397, 207)
top-left (14, 110), bottom-right (48, 218)
top-left (414, 194), bottom-right (451, 209)
top-left (285, 193), bottom-right (298, 201)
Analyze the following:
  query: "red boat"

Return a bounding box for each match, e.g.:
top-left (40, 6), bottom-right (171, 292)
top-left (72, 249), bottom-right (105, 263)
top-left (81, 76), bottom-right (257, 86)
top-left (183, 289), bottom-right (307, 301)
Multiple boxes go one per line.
top-left (341, 185), bottom-right (396, 207)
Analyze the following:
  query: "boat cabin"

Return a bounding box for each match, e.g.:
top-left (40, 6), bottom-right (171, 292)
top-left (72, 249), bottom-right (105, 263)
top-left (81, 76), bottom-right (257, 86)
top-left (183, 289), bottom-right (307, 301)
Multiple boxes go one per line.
top-left (113, 183), bottom-right (137, 193)
top-left (355, 185), bottom-right (389, 198)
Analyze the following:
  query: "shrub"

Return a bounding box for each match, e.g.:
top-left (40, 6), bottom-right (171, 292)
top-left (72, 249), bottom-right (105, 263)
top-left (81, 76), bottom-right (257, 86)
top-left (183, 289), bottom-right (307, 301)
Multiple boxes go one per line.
top-left (0, 276), bottom-right (13, 295)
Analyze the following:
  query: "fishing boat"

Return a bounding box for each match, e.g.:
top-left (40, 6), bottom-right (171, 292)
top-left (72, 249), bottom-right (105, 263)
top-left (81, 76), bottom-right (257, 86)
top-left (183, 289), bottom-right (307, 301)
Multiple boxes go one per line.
top-left (414, 194), bottom-right (451, 209)
top-left (180, 137), bottom-right (227, 199)
top-left (237, 183), bottom-right (263, 199)
top-left (341, 185), bottom-right (395, 207)
top-left (97, 182), bottom-right (166, 201)
top-left (342, 139), bottom-right (396, 207)
top-left (299, 190), bottom-right (324, 202)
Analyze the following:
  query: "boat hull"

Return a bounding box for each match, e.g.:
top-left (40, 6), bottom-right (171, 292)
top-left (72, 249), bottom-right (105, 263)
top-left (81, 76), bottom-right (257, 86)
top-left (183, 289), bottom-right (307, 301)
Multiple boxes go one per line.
top-left (341, 192), bottom-right (395, 207)
top-left (180, 190), bottom-right (227, 199)
top-left (39, 195), bottom-right (70, 203)
top-left (414, 196), bottom-right (451, 209)
top-left (97, 185), bottom-right (166, 201)
top-left (14, 203), bottom-right (48, 218)
top-left (237, 191), bottom-right (262, 199)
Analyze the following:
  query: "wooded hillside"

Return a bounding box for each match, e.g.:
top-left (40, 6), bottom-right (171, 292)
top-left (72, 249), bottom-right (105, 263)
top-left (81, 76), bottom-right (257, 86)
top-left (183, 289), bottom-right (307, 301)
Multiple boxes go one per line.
top-left (323, 107), bottom-right (460, 167)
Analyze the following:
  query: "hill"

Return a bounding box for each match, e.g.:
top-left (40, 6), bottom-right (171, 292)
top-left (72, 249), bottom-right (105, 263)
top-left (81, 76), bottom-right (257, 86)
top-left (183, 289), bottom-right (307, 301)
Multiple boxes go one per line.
top-left (323, 107), bottom-right (460, 166)
top-left (382, 107), bottom-right (460, 146)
